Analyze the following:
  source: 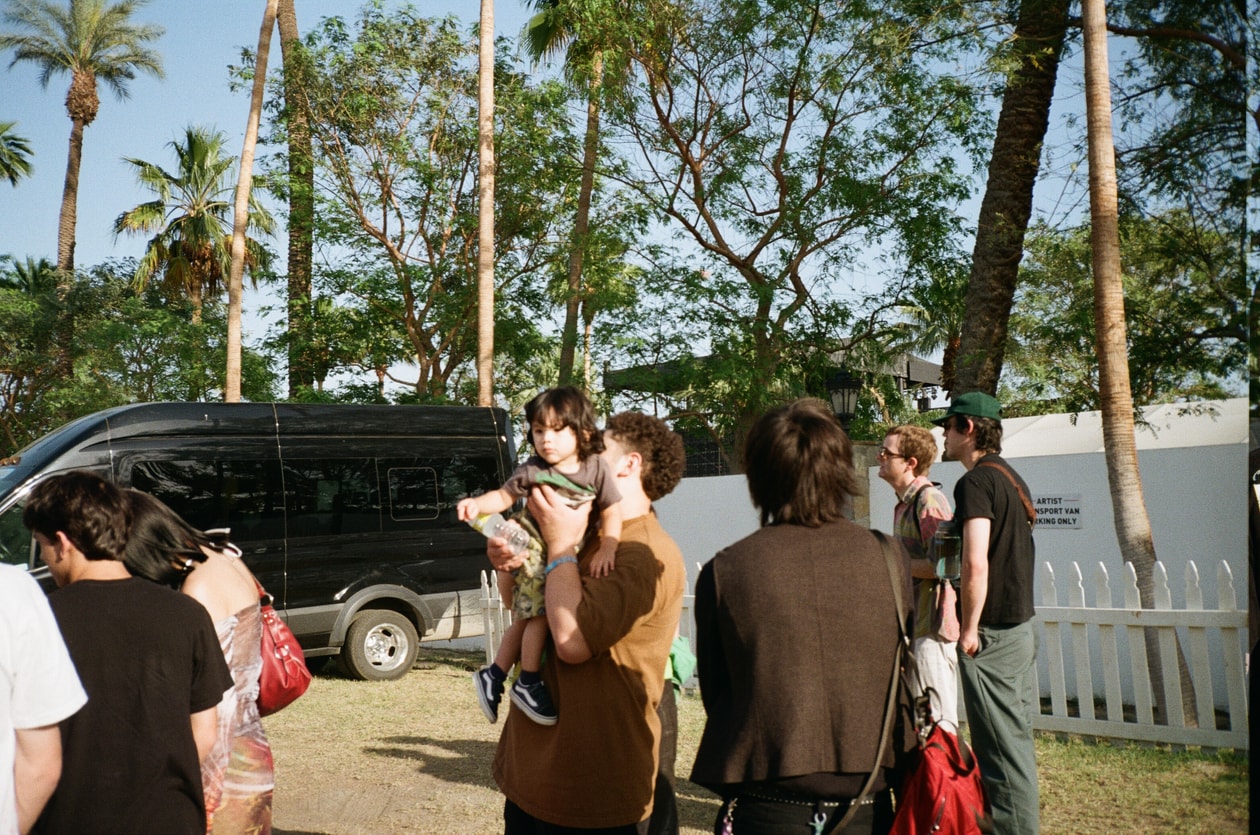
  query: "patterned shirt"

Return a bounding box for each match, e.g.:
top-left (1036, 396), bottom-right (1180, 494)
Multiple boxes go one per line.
top-left (892, 475), bottom-right (953, 639)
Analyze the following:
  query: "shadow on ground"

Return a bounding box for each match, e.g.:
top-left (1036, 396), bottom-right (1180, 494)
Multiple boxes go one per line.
top-left (369, 735), bottom-right (500, 790)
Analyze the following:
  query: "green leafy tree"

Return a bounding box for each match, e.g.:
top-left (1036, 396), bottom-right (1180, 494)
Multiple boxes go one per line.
top-left (1002, 213), bottom-right (1244, 412)
top-left (273, 4), bottom-right (583, 402)
top-left (606, 0), bottom-right (988, 466)
top-left (113, 125), bottom-right (275, 325)
top-left (0, 257), bottom-right (278, 452)
top-left (0, 120), bottom-right (33, 184)
top-left (0, 0), bottom-right (163, 275)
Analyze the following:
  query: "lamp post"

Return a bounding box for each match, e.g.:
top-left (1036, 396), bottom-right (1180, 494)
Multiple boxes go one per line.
top-left (826, 368), bottom-right (861, 432)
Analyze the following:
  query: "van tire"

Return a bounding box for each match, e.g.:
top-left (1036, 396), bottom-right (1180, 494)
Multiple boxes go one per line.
top-left (341, 610), bottom-right (420, 681)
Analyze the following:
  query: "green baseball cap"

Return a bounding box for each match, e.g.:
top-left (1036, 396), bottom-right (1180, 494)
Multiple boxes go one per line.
top-left (931, 391), bottom-right (1002, 426)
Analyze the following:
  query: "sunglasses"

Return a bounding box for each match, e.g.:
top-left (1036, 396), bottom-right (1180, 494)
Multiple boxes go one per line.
top-left (877, 447), bottom-right (906, 460)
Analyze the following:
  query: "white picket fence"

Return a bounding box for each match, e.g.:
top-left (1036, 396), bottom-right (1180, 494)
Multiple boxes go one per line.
top-left (479, 558), bottom-right (1250, 750)
top-left (1033, 559), bottom-right (1248, 749)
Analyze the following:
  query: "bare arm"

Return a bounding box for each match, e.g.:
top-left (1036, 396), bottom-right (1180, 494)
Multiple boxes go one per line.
top-left (14, 725), bottom-right (62, 834)
top-left (458, 488), bottom-right (515, 522)
top-left (528, 485), bottom-right (595, 664)
top-left (587, 502), bottom-right (623, 578)
top-left (191, 705), bottom-right (218, 764)
top-left (959, 516), bottom-right (991, 657)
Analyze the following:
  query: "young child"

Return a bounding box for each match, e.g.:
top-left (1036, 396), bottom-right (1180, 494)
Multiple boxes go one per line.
top-left (459, 387), bottom-right (622, 725)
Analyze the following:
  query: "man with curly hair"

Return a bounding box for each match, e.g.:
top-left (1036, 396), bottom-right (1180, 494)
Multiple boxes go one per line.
top-left (488, 412), bottom-right (688, 834)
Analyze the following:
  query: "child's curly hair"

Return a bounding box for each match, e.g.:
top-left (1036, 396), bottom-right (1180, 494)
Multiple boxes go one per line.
top-left (524, 386), bottom-right (604, 460)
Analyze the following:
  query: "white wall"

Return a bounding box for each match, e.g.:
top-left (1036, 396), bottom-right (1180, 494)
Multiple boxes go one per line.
top-left (868, 442), bottom-right (1248, 707)
top-left (655, 474), bottom-right (759, 588)
top-left (650, 439), bottom-right (1248, 709)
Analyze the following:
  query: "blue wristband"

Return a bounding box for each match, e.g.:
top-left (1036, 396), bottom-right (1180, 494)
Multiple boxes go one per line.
top-left (544, 555), bottom-right (578, 576)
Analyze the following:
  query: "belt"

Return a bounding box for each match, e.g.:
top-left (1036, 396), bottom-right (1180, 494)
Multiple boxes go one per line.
top-left (738, 789), bottom-right (875, 809)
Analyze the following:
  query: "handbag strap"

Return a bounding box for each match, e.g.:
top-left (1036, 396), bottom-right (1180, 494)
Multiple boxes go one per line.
top-left (252, 575), bottom-right (274, 606)
top-left (832, 530), bottom-right (911, 832)
top-left (977, 460), bottom-right (1036, 527)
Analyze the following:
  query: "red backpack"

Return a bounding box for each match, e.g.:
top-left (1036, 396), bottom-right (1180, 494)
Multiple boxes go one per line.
top-left (890, 721), bottom-right (993, 835)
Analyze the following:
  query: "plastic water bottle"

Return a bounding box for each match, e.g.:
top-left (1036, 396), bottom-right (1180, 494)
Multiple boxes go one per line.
top-left (931, 520), bottom-right (961, 580)
top-left (468, 512), bottom-right (530, 555)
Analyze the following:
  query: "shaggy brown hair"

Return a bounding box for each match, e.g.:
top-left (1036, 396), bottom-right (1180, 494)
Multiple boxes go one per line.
top-left (744, 399), bottom-right (856, 527)
top-left (23, 470), bottom-right (130, 561)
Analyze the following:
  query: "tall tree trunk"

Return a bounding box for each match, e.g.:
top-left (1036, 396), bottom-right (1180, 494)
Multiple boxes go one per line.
top-left (56, 116), bottom-right (84, 278)
top-left (1082, 0), bottom-right (1195, 726)
top-left (558, 54), bottom-right (604, 387)
top-left (476, 0), bottom-right (496, 406)
top-left (278, 0), bottom-right (315, 397)
top-left (953, 0), bottom-right (1069, 395)
top-left (227, 0), bottom-right (279, 402)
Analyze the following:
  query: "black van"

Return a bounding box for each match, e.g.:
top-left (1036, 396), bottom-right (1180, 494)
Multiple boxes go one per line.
top-left (0, 402), bottom-right (515, 681)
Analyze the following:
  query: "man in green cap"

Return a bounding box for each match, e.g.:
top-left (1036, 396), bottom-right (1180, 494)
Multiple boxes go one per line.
top-left (935, 392), bottom-right (1039, 834)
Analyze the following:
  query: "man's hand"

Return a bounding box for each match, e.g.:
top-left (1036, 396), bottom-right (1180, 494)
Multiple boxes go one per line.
top-left (960, 627), bottom-right (980, 657)
top-left (527, 484), bottom-right (593, 556)
top-left (486, 529), bottom-right (530, 572)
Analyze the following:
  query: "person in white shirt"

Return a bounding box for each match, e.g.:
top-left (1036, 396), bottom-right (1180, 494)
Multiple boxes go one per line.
top-left (0, 563), bottom-right (87, 835)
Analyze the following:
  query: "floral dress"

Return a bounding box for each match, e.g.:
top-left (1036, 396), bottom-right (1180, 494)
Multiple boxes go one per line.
top-left (203, 602), bottom-right (275, 834)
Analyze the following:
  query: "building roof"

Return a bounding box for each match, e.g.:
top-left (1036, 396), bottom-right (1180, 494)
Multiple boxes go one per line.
top-left (943, 397), bottom-right (1247, 458)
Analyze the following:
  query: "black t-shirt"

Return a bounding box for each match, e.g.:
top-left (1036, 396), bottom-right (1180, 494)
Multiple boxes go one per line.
top-left (38, 577), bottom-right (233, 835)
top-left (954, 454), bottom-right (1036, 625)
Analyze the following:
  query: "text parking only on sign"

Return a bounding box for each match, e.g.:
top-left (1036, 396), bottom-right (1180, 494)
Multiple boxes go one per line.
top-left (1034, 494), bottom-right (1082, 529)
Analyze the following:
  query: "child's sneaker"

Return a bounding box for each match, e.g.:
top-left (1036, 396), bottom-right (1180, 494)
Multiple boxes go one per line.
top-left (473, 666), bottom-right (504, 723)
top-left (509, 678), bottom-right (558, 725)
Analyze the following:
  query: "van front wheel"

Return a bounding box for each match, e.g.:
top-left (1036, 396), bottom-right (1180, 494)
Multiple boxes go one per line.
top-left (341, 610), bottom-right (420, 681)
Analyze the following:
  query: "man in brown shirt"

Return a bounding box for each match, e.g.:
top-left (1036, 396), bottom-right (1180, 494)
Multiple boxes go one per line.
top-left (488, 412), bottom-right (687, 833)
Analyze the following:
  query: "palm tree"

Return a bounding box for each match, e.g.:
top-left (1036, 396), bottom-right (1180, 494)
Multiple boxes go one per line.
top-left (951, 0), bottom-right (1069, 394)
top-left (476, 0), bottom-right (495, 406)
top-left (278, 0), bottom-right (315, 396)
top-left (113, 125), bottom-right (275, 325)
top-left (0, 0), bottom-right (163, 277)
top-left (523, 0), bottom-right (620, 386)
top-left (0, 120), bottom-right (33, 185)
top-left (225, 0), bottom-right (277, 402)
top-left (0, 255), bottom-right (56, 294)
top-left (1082, 0), bottom-right (1194, 726)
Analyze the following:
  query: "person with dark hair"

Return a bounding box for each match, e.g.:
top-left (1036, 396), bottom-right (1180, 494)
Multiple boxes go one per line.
top-left (935, 392), bottom-right (1039, 834)
top-left (463, 386), bottom-right (623, 726)
top-left (878, 424), bottom-right (959, 726)
top-left (21, 471), bottom-right (233, 835)
top-left (486, 411), bottom-right (686, 834)
top-left (122, 490), bottom-right (275, 834)
top-left (690, 399), bottom-right (913, 834)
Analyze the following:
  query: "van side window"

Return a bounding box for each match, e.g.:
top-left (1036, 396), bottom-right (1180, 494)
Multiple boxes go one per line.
top-left (386, 467), bottom-right (440, 521)
top-left (382, 454), bottom-right (504, 525)
top-left (284, 458), bottom-right (380, 537)
top-left (131, 459), bottom-right (285, 541)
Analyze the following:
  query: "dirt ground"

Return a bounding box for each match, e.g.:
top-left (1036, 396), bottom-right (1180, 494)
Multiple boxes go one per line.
top-left (265, 648), bottom-right (720, 835)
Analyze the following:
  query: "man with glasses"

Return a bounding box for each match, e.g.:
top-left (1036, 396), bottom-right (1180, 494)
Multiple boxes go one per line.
top-left (934, 392), bottom-right (1039, 835)
top-left (877, 425), bottom-right (958, 727)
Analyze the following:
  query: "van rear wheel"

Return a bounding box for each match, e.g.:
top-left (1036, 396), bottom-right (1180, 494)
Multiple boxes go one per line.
top-left (341, 610), bottom-right (419, 681)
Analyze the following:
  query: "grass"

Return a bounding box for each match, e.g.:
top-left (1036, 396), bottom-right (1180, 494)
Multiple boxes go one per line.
top-left (265, 649), bottom-right (1248, 834)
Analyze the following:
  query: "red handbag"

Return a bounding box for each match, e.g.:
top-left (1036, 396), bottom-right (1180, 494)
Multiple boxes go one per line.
top-left (254, 578), bottom-right (312, 716)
